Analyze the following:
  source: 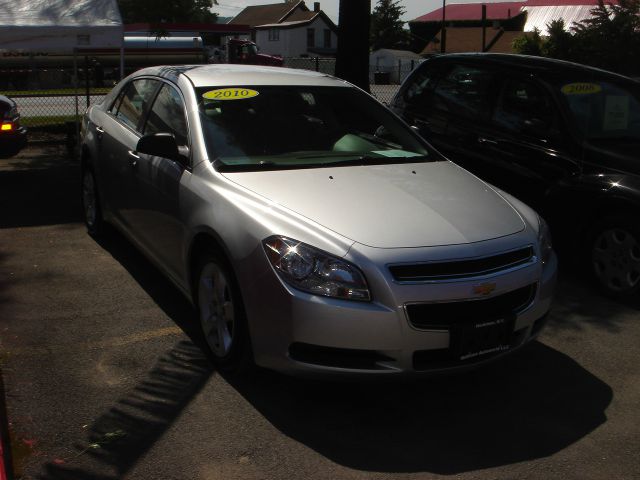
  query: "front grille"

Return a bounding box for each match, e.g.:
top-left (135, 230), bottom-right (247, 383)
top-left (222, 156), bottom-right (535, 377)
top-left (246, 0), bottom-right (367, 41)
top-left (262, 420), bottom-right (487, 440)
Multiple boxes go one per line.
top-left (389, 246), bottom-right (534, 282)
top-left (405, 283), bottom-right (537, 330)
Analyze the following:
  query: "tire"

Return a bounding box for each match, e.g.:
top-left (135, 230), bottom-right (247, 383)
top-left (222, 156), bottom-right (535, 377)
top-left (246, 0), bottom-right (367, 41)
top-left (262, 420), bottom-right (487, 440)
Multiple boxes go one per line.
top-left (81, 165), bottom-right (104, 237)
top-left (588, 216), bottom-right (640, 298)
top-left (195, 252), bottom-right (252, 372)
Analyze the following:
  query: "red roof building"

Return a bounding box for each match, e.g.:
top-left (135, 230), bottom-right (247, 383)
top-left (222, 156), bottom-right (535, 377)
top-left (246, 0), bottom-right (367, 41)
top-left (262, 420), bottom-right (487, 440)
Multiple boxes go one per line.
top-left (412, 2), bottom-right (526, 23)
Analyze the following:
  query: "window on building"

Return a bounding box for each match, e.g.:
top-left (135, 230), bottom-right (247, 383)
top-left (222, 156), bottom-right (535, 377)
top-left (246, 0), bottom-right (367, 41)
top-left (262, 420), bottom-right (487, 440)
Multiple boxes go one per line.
top-left (268, 28), bottom-right (279, 41)
top-left (323, 29), bottom-right (331, 48)
top-left (307, 28), bottom-right (315, 48)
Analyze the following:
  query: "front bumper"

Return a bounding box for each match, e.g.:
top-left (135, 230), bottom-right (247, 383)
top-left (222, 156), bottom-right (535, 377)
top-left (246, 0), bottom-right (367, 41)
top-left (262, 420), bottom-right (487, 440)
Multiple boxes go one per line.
top-left (242, 244), bottom-right (557, 377)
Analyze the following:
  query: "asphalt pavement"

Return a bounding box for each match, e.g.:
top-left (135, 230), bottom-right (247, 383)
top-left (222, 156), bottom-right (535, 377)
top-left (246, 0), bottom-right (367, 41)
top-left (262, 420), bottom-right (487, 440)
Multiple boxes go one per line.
top-left (0, 138), bottom-right (638, 480)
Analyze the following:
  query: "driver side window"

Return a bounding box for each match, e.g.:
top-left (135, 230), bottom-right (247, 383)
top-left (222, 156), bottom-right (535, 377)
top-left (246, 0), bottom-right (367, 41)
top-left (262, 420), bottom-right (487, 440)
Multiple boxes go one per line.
top-left (115, 79), bottom-right (159, 131)
top-left (493, 79), bottom-right (559, 139)
top-left (143, 83), bottom-right (189, 147)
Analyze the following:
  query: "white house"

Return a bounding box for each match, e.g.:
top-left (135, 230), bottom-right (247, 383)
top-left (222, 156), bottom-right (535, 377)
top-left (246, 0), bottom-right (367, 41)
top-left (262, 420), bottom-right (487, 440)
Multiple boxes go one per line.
top-left (369, 49), bottom-right (424, 84)
top-left (256, 15), bottom-right (337, 57)
top-left (230, 1), bottom-right (337, 58)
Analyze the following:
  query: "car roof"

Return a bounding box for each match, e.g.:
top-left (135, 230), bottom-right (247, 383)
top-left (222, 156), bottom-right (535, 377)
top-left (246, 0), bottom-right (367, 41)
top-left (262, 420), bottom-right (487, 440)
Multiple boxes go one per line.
top-left (429, 53), bottom-right (638, 83)
top-left (134, 64), bottom-right (352, 88)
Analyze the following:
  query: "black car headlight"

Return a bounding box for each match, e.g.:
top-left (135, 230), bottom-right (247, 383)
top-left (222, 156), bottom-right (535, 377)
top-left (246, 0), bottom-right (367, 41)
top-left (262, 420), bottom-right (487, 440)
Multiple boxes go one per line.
top-left (263, 236), bottom-right (370, 301)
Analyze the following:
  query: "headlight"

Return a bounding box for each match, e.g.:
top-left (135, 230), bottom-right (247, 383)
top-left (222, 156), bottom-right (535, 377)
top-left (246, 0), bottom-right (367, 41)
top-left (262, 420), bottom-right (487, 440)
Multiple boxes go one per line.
top-left (263, 236), bottom-right (371, 301)
top-left (537, 216), bottom-right (553, 265)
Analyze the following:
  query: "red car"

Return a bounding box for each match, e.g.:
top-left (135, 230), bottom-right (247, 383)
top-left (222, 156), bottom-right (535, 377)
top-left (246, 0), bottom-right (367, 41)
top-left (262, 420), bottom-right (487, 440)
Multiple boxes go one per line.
top-left (0, 95), bottom-right (27, 156)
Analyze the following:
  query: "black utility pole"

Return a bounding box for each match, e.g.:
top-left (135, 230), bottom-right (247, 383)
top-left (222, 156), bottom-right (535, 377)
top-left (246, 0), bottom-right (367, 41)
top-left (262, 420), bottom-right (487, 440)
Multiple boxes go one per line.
top-left (481, 4), bottom-right (487, 51)
top-left (335, 0), bottom-right (371, 92)
top-left (440, 0), bottom-right (447, 53)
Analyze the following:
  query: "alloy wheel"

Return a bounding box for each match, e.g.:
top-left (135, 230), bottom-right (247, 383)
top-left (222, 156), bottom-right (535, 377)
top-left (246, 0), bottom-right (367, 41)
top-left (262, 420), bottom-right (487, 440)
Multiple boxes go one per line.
top-left (82, 170), bottom-right (97, 228)
top-left (592, 227), bottom-right (640, 292)
top-left (198, 262), bottom-right (236, 358)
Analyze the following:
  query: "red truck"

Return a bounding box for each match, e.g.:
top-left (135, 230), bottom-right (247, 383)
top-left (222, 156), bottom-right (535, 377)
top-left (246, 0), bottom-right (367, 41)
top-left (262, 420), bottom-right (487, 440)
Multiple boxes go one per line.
top-left (219, 39), bottom-right (283, 66)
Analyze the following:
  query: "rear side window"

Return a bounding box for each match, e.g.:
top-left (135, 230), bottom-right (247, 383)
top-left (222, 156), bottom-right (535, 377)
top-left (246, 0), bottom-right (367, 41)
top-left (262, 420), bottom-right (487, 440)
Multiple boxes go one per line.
top-left (144, 84), bottom-right (188, 146)
top-left (433, 64), bottom-right (496, 120)
top-left (115, 79), bottom-right (159, 131)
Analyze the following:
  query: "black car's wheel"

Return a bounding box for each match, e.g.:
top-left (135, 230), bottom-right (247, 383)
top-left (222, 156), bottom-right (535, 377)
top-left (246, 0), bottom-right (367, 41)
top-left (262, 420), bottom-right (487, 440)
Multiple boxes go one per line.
top-left (81, 166), bottom-right (104, 236)
top-left (195, 252), bottom-right (252, 371)
top-left (589, 216), bottom-right (640, 298)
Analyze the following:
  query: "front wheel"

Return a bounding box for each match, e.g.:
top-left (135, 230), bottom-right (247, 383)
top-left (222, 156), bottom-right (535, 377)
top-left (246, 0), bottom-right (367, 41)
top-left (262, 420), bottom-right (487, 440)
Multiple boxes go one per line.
top-left (195, 253), bottom-right (252, 371)
top-left (81, 166), bottom-right (104, 236)
top-left (589, 217), bottom-right (640, 298)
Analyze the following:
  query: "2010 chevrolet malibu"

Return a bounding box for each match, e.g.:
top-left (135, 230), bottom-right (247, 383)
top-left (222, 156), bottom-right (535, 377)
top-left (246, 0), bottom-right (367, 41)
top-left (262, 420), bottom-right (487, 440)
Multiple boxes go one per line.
top-left (80, 64), bottom-right (557, 376)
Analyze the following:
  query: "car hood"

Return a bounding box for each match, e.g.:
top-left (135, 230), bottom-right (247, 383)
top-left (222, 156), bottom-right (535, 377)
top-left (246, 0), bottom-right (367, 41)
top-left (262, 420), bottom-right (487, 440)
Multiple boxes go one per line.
top-left (222, 161), bottom-right (525, 248)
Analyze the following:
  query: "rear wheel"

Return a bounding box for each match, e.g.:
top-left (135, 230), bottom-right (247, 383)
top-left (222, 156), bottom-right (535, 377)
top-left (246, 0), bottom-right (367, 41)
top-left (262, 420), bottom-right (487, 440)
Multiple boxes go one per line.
top-left (195, 252), bottom-right (252, 371)
top-left (589, 217), bottom-right (640, 298)
top-left (81, 166), bottom-right (104, 236)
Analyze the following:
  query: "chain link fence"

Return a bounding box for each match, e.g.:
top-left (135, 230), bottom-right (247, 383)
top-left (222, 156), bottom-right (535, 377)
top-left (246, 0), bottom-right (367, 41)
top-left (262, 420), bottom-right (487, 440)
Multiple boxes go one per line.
top-left (0, 55), bottom-right (114, 131)
top-left (1, 56), bottom-right (408, 138)
top-left (282, 57), bottom-right (405, 104)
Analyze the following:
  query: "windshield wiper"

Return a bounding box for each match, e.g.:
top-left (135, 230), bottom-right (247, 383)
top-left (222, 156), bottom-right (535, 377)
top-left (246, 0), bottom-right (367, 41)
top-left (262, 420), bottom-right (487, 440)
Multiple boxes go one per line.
top-left (356, 131), bottom-right (403, 149)
top-left (213, 154), bottom-right (431, 172)
top-left (316, 155), bottom-right (430, 167)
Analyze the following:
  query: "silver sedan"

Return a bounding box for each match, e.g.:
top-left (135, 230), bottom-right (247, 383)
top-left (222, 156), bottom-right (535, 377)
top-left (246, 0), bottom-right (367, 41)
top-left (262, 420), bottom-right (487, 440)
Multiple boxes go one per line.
top-left (80, 64), bottom-right (557, 376)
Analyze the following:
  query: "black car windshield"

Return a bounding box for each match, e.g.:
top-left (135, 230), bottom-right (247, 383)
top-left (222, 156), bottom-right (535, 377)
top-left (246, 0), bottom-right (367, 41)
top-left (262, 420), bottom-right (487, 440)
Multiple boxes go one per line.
top-left (555, 79), bottom-right (640, 142)
top-left (196, 85), bottom-right (432, 171)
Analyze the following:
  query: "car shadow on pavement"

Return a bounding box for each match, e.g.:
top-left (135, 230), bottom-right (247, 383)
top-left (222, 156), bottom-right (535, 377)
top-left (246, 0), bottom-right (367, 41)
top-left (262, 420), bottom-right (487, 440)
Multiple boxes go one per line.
top-left (224, 342), bottom-right (612, 475)
top-left (0, 143), bottom-right (81, 229)
top-left (38, 340), bottom-right (213, 480)
top-left (91, 226), bottom-right (203, 341)
top-left (35, 227), bottom-right (214, 480)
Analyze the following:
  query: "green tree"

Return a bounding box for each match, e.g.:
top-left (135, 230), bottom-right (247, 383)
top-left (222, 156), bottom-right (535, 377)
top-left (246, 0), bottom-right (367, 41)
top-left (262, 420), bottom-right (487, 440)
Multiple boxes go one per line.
top-left (543, 19), bottom-right (575, 60)
top-left (570, 0), bottom-right (640, 75)
top-left (370, 0), bottom-right (409, 50)
top-left (335, 0), bottom-right (371, 92)
top-left (513, 0), bottom-right (640, 76)
top-left (117, 0), bottom-right (218, 24)
top-left (512, 28), bottom-right (544, 56)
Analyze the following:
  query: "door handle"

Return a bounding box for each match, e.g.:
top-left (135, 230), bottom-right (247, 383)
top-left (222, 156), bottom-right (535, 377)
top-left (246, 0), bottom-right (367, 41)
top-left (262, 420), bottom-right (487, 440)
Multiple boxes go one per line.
top-left (95, 125), bottom-right (104, 140)
top-left (478, 137), bottom-right (498, 146)
top-left (128, 150), bottom-right (140, 168)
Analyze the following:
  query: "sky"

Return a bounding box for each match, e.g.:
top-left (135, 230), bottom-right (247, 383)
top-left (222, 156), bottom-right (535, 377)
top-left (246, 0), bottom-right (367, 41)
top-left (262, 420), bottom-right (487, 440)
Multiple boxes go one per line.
top-left (214, 0), bottom-right (513, 24)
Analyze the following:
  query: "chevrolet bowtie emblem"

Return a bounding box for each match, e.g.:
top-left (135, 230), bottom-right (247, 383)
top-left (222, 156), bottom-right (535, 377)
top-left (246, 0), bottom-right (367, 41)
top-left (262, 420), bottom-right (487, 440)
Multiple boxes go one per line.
top-left (473, 282), bottom-right (497, 296)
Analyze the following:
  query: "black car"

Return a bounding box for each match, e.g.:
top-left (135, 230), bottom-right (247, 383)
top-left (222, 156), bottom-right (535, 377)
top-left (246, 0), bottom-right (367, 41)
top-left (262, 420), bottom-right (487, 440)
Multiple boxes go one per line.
top-left (391, 53), bottom-right (640, 298)
top-left (0, 94), bottom-right (27, 156)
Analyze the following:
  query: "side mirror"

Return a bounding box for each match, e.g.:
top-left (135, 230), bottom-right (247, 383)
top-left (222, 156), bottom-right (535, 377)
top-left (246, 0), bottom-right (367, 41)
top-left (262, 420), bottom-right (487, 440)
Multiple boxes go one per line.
top-left (137, 133), bottom-right (187, 166)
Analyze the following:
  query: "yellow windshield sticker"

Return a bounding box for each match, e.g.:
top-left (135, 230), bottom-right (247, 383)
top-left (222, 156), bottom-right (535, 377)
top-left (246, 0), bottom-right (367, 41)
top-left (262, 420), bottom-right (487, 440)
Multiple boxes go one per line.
top-left (202, 88), bottom-right (259, 100)
top-left (561, 83), bottom-right (602, 95)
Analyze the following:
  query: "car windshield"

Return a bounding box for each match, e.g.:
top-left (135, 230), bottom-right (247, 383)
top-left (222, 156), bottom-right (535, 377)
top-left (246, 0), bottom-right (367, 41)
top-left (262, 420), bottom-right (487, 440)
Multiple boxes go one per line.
top-left (555, 79), bottom-right (640, 143)
top-left (196, 85), bottom-right (432, 171)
